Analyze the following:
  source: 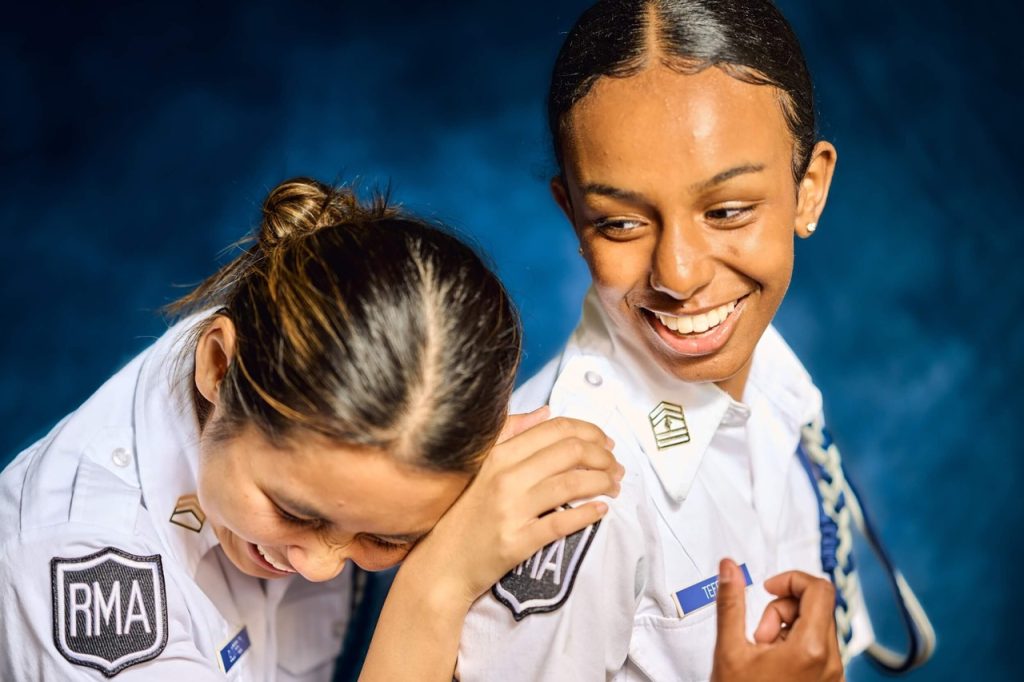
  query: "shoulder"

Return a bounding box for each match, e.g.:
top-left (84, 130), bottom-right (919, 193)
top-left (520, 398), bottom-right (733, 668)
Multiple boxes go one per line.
top-left (1, 355), bottom-right (149, 544)
top-left (757, 324), bottom-right (816, 385)
top-left (0, 518), bottom-right (179, 678)
top-left (0, 318), bottom-right (219, 679)
top-left (510, 354), bottom-right (563, 414)
top-left (458, 471), bottom-right (660, 678)
top-left (1, 314), bottom-right (208, 543)
top-left (750, 324), bottom-right (823, 423)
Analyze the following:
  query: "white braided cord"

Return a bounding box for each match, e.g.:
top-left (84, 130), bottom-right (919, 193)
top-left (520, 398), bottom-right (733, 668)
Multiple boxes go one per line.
top-left (800, 418), bottom-right (860, 664)
top-left (800, 416), bottom-right (936, 672)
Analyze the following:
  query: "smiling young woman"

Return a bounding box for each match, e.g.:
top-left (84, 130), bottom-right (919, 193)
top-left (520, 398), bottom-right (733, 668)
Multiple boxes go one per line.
top-left (0, 177), bottom-right (621, 681)
top-left (455, 1), bottom-right (934, 680)
top-left (558, 62), bottom-right (835, 398)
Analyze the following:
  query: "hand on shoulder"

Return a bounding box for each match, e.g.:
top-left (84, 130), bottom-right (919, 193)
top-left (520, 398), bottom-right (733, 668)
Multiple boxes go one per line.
top-left (401, 406), bottom-right (623, 608)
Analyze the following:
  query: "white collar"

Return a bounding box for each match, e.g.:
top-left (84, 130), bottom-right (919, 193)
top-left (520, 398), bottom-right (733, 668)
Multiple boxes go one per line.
top-left (554, 288), bottom-right (820, 503)
top-left (133, 314), bottom-right (220, 577)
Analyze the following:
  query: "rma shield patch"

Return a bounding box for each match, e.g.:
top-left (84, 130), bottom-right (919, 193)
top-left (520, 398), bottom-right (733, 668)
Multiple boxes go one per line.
top-left (491, 517), bottom-right (600, 621)
top-left (51, 547), bottom-right (168, 677)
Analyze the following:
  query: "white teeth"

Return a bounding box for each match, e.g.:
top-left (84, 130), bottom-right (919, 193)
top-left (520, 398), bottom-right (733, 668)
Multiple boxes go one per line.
top-left (654, 298), bottom-right (740, 336)
top-left (257, 544), bottom-right (296, 573)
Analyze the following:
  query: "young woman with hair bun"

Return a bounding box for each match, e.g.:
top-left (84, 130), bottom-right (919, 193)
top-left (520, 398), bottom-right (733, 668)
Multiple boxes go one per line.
top-left (0, 177), bottom-right (622, 681)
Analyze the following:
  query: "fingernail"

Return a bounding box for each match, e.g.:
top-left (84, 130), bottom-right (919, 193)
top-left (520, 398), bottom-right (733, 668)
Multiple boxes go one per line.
top-left (719, 559), bottom-right (735, 583)
top-left (594, 501), bottom-right (609, 515)
top-left (614, 466), bottom-right (625, 482)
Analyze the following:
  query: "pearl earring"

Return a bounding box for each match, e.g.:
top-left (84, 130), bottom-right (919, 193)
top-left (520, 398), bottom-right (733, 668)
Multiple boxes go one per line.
top-left (806, 222), bottom-right (817, 234)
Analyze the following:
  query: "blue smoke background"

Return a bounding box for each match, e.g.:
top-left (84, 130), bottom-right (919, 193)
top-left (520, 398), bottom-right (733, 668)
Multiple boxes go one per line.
top-left (2, 1), bottom-right (1020, 679)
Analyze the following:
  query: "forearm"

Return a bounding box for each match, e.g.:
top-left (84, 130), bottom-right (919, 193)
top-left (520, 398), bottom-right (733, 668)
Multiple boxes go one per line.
top-left (358, 556), bottom-right (472, 682)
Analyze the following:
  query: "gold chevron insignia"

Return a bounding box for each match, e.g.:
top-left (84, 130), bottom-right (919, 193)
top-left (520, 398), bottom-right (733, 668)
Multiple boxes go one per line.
top-left (170, 493), bottom-right (206, 533)
top-left (649, 401), bottom-right (691, 450)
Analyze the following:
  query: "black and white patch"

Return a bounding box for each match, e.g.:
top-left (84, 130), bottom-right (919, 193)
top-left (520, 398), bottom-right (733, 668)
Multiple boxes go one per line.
top-left (51, 547), bottom-right (168, 677)
top-left (491, 517), bottom-right (600, 621)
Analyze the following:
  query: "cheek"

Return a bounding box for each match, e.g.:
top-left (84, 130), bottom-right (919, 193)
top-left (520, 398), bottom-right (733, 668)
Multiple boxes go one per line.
top-left (587, 239), bottom-right (653, 293)
top-left (198, 458), bottom-right (269, 537)
top-left (196, 456), bottom-right (230, 525)
top-left (733, 219), bottom-right (795, 290)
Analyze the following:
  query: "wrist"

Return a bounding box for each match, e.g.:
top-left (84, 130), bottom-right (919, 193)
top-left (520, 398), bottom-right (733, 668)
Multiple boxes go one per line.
top-left (394, 547), bottom-right (478, 618)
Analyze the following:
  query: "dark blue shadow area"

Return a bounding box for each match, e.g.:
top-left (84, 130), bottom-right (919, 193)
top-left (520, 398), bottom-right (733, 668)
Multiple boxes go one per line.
top-left (2, 1), bottom-right (1020, 679)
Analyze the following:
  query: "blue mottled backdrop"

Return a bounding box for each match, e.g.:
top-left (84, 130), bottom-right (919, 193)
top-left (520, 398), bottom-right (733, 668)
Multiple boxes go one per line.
top-left (2, 1), bottom-right (1021, 679)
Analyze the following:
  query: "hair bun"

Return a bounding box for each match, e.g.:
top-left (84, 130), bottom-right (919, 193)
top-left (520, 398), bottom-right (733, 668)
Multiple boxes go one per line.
top-left (259, 177), bottom-right (359, 248)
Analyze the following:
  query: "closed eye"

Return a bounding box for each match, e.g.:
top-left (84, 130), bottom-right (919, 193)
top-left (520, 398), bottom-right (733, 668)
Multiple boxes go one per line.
top-left (361, 535), bottom-right (410, 552)
top-left (272, 502), bottom-right (326, 531)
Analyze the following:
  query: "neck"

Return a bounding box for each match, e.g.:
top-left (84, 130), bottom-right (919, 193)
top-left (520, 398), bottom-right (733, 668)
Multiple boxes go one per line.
top-left (715, 357), bottom-right (753, 402)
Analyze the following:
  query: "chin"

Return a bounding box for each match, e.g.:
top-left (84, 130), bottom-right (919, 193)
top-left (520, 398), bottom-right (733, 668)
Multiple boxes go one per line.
top-left (654, 348), bottom-right (746, 385)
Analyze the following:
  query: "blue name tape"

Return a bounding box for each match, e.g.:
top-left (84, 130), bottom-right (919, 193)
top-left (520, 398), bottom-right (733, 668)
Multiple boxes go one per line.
top-left (673, 563), bottom-right (753, 616)
top-left (220, 626), bottom-right (251, 673)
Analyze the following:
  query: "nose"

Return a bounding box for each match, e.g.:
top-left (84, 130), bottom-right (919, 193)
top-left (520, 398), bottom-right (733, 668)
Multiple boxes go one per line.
top-left (286, 540), bottom-right (348, 582)
top-left (649, 219), bottom-right (715, 301)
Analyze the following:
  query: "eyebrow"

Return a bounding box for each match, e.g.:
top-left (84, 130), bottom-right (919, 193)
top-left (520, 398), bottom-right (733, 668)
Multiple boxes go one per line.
top-left (579, 163), bottom-right (767, 204)
top-left (692, 163), bottom-right (766, 193)
top-left (580, 183), bottom-right (648, 203)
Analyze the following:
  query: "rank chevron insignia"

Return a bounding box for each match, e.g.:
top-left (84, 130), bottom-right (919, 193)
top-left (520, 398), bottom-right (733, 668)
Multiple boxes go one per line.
top-left (649, 401), bottom-right (690, 450)
top-left (169, 494), bottom-right (206, 533)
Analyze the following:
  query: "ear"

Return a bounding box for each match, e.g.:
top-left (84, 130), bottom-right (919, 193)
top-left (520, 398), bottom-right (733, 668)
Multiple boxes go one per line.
top-left (550, 176), bottom-right (577, 230)
top-left (795, 141), bottom-right (837, 238)
top-left (194, 316), bottom-right (237, 406)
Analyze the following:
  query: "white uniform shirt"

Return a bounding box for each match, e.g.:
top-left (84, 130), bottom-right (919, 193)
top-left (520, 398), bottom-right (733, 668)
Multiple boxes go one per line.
top-left (0, 317), bottom-right (354, 681)
top-left (458, 290), bottom-right (873, 681)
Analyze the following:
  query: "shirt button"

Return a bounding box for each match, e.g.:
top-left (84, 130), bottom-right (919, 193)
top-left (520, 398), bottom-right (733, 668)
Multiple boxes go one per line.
top-left (111, 448), bottom-right (132, 468)
top-left (584, 371), bottom-right (603, 387)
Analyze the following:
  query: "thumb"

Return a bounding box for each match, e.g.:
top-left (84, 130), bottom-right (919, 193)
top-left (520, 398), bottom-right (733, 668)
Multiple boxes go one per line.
top-left (496, 405), bottom-right (550, 444)
top-left (714, 558), bottom-right (748, 651)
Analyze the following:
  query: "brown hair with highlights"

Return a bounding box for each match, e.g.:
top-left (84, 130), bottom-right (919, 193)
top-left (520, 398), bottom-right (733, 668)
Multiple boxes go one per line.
top-left (168, 177), bottom-right (521, 472)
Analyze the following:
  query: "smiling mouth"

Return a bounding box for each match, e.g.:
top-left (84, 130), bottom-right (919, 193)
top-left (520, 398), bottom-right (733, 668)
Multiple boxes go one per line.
top-left (248, 542), bottom-right (297, 574)
top-left (641, 294), bottom-right (749, 356)
top-left (651, 298), bottom-right (739, 335)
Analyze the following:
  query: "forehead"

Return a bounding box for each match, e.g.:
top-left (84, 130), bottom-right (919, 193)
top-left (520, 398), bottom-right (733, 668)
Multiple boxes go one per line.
top-left (564, 65), bottom-right (793, 189)
top-left (248, 432), bottom-right (469, 534)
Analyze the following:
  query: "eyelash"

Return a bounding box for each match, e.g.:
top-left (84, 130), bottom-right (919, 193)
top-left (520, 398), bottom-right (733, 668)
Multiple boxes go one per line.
top-left (593, 205), bottom-right (755, 233)
top-left (362, 535), bottom-right (407, 552)
top-left (270, 499), bottom-right (408, 551)
top-left (705, 205), bottom-right (755, 222)
top-left (274, 506), bottom-right (326, 531)
top-left (593, 218), bottom-right (644, 232)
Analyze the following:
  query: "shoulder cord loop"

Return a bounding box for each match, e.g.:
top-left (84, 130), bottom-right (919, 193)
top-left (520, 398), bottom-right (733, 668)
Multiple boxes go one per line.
top-left (797, 416), bottom-right (936, 673)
